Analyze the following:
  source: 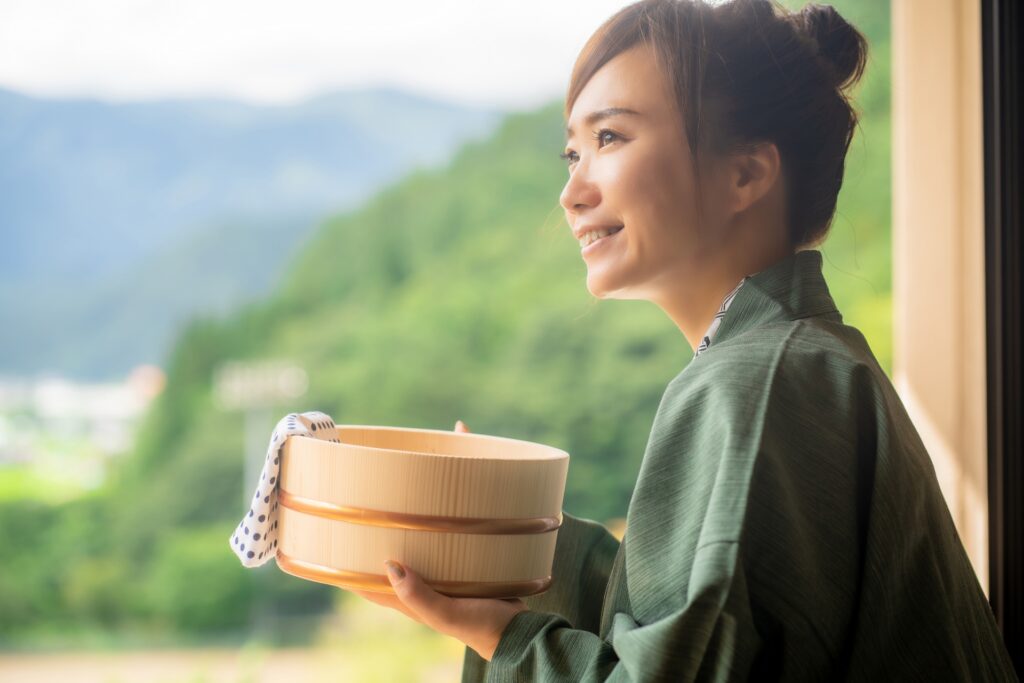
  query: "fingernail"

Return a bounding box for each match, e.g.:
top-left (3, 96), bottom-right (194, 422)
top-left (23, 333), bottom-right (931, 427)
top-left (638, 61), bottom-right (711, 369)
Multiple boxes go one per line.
top-left (384, 560), bottom-right (405, 583)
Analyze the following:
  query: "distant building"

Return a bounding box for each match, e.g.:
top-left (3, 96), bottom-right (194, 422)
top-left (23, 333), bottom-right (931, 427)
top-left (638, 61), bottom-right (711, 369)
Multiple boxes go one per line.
top-left (0, 364), bottom-right (165, 476)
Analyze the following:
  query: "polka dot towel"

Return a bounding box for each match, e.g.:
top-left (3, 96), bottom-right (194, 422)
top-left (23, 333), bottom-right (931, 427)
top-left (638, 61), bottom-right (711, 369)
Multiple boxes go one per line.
top-left (229, 410), bottom-right (340, 568)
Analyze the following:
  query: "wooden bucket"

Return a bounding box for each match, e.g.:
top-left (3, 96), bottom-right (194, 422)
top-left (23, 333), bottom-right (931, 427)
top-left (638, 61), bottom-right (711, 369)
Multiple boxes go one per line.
top-left (274, 424), bottom-right (570, 598)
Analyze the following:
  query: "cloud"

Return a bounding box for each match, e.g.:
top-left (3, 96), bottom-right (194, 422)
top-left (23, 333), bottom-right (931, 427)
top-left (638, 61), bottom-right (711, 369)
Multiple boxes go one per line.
top-left (0, 0), bottom-right (633, 107)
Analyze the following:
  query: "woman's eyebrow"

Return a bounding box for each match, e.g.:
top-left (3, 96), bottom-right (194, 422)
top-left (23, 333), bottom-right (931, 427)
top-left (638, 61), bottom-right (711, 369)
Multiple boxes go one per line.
top-left (565, 107), bottom-right (642, 140)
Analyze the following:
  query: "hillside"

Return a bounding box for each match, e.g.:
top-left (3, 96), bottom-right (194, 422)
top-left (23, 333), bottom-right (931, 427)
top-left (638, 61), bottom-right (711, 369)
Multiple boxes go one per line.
top-left (0, 86), bottom-right (502, 379)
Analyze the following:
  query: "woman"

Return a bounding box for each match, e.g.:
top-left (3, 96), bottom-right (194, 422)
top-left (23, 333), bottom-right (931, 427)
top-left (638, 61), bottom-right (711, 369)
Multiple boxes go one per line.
top-left (353, 0), bottom-right (1017, 680)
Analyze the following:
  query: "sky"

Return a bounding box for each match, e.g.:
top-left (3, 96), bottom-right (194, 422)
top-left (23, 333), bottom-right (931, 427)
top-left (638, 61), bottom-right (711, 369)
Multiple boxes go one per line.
top-left (0, 0), bottom-right (635, 109)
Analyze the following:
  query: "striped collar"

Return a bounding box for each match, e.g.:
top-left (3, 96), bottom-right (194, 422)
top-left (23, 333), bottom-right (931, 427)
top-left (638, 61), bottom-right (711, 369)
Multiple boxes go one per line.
top-left (693, 276), bottom-right (750, 358)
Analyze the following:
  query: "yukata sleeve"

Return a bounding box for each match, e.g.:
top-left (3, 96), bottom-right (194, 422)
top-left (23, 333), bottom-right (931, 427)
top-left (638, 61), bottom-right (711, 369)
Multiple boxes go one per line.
top-left (462, 525), bottom-right (760, 682)
top-left (460, 510), bottom-right (621, 682)
top-left (476, 538), bottom-right (759, 682)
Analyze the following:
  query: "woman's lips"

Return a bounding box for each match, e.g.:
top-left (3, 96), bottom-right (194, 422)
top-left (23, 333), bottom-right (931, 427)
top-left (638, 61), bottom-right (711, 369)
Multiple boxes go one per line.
top-left (581, 226), bottom-right (623, 256)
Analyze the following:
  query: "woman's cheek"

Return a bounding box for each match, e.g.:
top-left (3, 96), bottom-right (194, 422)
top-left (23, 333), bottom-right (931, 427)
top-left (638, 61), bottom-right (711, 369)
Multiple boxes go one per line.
top-left (598, 158), bottom-right (632, 198)
top-left (605, 162), bottom-right (655, 227)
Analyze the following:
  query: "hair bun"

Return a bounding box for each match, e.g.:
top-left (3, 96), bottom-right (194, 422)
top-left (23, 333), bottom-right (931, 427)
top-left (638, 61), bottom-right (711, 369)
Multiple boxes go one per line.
top-left (794, 3), bottom-right (868, 90)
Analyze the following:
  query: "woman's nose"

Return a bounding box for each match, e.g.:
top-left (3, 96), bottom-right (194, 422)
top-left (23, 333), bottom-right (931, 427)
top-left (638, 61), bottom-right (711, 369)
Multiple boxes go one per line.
top-left (559, 165), bottom-right (601, 214)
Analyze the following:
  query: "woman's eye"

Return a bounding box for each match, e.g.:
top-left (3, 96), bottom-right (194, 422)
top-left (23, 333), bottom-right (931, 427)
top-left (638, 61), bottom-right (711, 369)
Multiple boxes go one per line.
top-left (592, 128), bottom-right (620, 147)
top-left (559, 129), bottom-right (622, 168)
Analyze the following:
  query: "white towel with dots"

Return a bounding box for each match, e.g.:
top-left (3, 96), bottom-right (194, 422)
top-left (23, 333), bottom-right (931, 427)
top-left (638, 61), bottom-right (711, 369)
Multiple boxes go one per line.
top-left (229, 410), bottom-right (340, 567)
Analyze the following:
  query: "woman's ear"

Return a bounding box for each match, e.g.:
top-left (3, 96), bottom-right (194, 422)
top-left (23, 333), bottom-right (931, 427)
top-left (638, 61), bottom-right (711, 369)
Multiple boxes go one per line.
top-left (728, 141), bottom-right (782, 215)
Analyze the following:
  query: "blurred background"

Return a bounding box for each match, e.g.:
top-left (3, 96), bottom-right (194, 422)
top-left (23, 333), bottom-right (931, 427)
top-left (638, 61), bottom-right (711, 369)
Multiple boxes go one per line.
top-left (0, 0), bottom-right (891, 680)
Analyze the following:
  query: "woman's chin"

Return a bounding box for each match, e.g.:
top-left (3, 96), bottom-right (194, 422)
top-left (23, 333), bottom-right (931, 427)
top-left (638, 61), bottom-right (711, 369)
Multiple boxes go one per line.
top-left (586, 271), bottom-right (651, 301)
top-left (585, 272), bottom-right (621, 299)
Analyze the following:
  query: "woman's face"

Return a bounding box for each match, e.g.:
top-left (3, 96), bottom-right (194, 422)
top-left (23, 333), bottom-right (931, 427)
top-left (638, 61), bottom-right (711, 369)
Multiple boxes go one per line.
top-left (560, 43), bottom-right (725, 302)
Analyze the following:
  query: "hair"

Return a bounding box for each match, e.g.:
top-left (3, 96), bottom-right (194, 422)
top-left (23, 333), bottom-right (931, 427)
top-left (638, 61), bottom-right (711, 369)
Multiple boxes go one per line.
top-left (565, 0), bottom-right (868, 249)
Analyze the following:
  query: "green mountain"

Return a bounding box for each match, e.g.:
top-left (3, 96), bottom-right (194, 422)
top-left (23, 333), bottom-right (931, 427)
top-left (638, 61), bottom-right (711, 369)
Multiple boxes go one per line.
top-left (1, 0), bottom-right (890, 642)
top-left (0, 86), bottom-right (502, 380)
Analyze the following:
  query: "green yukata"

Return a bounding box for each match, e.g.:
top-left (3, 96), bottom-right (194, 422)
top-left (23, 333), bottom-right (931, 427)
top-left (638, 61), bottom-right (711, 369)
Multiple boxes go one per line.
top-left (461, 249), bottom-right (1017, 682)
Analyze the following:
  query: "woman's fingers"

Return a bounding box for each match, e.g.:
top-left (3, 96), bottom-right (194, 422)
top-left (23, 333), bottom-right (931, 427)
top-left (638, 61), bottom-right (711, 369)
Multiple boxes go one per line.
top-left (385, 561), bottom-right (459, 634)
top-left (384, 561), bottom-right (529, 661)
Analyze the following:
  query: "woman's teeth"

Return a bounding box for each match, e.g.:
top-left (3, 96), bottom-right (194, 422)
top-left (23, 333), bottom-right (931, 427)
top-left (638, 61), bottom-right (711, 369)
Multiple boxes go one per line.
top-left (579, 226), bottom-right (623, 248)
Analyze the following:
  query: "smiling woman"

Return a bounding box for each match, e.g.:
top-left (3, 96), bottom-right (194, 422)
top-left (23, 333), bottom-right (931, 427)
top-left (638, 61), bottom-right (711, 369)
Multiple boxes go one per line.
top-left (456, 0), bottom-right (1017, 680)
top-left (553, 0), bottom-right (866, 350)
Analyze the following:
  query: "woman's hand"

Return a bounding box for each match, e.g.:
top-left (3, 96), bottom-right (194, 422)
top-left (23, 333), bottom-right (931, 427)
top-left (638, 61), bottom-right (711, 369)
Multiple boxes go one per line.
top-left (349, 419), bottom-right (530, 662)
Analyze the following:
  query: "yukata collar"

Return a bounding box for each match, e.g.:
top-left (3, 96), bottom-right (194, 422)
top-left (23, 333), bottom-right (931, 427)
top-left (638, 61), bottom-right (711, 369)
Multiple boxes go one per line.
top-left (707, 249), bottom-right (842, 352)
